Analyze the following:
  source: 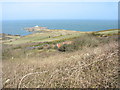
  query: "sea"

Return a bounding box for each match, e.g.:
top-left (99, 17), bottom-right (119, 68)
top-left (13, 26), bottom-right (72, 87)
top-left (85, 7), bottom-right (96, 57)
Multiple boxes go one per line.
top-left (2, 20), bottom-right (118, 36)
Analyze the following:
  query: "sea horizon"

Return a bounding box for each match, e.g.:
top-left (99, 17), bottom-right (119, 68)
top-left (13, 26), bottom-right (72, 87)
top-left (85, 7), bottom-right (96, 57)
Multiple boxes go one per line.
top-left (2, 19), bottom-right (118, 36)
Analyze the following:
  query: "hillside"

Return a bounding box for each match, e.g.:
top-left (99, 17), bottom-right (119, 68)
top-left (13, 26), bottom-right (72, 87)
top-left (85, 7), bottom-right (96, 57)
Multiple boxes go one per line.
top-left (2, 29), bottom-right (120, 88)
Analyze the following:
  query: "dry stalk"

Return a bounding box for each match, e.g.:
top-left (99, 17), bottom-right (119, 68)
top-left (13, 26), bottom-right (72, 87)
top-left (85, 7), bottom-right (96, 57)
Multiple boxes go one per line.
top-left (17, 71), bottom-right (48, 89)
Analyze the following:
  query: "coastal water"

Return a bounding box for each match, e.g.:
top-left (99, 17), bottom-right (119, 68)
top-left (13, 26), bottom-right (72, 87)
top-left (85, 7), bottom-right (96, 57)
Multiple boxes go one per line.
top-left (2, 20), bottom-right (118, 36)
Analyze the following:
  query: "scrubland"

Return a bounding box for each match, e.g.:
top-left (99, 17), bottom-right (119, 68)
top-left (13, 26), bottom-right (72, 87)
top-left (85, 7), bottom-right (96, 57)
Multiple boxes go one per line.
top-left (1, 29), bottom-right (120, 88)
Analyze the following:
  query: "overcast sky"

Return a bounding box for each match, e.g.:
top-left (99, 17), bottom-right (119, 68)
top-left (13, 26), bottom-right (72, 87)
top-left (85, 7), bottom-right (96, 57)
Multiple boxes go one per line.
top-left (1, 2), bottom-right (118, 20)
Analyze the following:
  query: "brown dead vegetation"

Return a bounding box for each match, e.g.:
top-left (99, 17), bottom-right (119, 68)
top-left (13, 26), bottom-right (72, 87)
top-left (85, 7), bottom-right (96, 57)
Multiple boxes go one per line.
top-left (2, 35), bottom-right (119, 88)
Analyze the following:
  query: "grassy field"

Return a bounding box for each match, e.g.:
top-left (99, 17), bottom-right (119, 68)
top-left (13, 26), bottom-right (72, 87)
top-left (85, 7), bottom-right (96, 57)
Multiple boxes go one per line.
top-left (93, 29), bottom-right (120, 36)
top-left (2, 29), bottom-right (119, 45)
top-left (1, 29), bottom-right (120, 88)
top-left (2, 29), bottom-right (84, 45)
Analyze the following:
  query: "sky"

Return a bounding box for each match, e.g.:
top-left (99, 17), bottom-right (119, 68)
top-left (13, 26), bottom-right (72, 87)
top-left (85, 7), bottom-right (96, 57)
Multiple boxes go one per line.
top-left (0, 0), bottom-right (119, 2)
top-left (1, 2), bottom-right (118, 20)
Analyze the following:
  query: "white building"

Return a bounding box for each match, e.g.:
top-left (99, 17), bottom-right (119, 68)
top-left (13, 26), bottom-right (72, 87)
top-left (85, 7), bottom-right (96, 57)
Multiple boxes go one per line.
top-left (35, 25), bottom-right (39, 27)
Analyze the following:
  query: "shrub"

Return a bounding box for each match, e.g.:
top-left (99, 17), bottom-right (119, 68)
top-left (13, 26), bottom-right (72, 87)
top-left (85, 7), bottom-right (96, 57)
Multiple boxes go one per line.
top-left (54, 45), bottom-right (58, 49)
top-left (58, 44), bottom-right (78, 52)
top-left (73, 34), bottom-right (100, 49)
top-left (58, 33), bottom-right (113, 52)
top-left (58, 44), bottom-right (69, 52)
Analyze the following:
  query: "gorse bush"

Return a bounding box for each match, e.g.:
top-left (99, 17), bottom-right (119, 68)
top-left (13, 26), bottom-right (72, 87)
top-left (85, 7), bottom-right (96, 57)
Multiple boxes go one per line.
top-left (58, 44), bottom-right (77, 52)
top-left (58, 34), bottom-right (99, 52)
top-left (58, 34), bottom-right (117, 52)
top-left (74, 34), bottom-right (100, 48)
